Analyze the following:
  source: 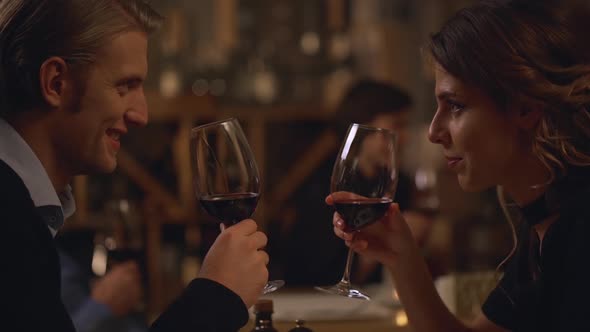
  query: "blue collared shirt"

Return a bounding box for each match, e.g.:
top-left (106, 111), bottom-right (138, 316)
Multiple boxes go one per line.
top-left (0, 118), bottom-right (75, 236)
top-left (0, 118), bottom-right (122, 331)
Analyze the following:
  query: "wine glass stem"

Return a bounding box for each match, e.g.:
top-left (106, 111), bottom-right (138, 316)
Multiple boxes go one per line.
top-left (340, 247), bottom-right (355, 286)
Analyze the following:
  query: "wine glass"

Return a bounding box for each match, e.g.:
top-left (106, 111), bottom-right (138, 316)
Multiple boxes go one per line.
top-left (190, 118), bottom-right (284, 294)
top-left (315, 123), bottom-right (398, 300)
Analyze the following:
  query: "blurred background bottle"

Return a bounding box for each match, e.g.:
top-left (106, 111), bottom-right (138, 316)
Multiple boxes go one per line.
top-left (250, 299), bottom-right (278, 332)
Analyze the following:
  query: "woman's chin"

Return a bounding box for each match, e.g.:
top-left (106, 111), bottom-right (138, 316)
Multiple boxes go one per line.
top-left (457, 175), bottom-right (492, 192)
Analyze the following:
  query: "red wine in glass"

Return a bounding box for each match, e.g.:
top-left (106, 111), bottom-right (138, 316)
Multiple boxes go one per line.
top-left (191, 118), bottom-right (284, 294)
top-left (199, 192), bottom-right (260, 227)
top-left (316, 123), bottom-right (398, 300)
top-left (334, 198), bottom-right (393, 232)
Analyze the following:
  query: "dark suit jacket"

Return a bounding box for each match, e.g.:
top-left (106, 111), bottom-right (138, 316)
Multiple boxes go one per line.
top-left (0, 160), bottom-right (248, 332)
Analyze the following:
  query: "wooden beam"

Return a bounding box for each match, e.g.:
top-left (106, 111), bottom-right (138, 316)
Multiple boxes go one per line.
top-left (117, 148), bottom-right (187, 221)
top-left (144, 197), bottom-right (163, 319)
top-left (266, 129), bottom-right (339, 218)
top-left (247, 114), bottom-right (267, 227)
top-left (173, 114), bottom-right (196, 210)
top-left (72, 175), bottom-right (89, 224)
top-left (145, 91), bottom-right (216, 123)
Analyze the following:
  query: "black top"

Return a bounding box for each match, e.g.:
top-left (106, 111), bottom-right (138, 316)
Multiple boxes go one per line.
top-left (482, 174), bottom-right (590, 331)
top-left (0, 160), bottom-right (249, 332)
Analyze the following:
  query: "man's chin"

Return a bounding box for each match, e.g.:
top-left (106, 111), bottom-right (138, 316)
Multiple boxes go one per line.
top-left (104, 160), bottom-right (118, 173)
top-left (92, 159), bottom-right (118, 174)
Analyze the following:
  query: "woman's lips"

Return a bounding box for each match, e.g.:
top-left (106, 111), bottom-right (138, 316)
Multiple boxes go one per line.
top-left (446, 157), bottom-right (463, 168)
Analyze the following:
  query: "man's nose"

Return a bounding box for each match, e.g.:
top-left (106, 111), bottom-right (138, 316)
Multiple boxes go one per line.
top-left (125, 92), bottom-right (148, 127)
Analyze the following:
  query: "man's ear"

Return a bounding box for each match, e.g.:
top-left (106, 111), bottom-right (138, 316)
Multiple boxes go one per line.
top-left (39, 56), bottom-right (70, 108)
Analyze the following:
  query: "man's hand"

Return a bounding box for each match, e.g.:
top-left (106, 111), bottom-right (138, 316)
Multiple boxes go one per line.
top-left (198, 219), bottom-right (269, 308)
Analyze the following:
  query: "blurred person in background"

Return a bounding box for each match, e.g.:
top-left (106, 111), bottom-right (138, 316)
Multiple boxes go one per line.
top-left (0, 1), bottom-right (268, 331)
top-left (333, 0), bottom-right (590, 331)
top-left (276, 79), bottom-right (438, 286)
top-left (56, 228), bottom-right (145, 332)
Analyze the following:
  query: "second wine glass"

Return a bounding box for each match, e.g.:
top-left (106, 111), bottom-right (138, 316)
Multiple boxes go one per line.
top-left (315, 123), bottom-right (398, 300)
top-left (190, 118), bottom-right (284, 294)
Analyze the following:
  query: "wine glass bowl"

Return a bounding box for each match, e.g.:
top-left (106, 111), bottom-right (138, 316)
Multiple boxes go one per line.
top-left (332, 196), bottom-right (393, 232)
top-left (191, 118), bottom-right (260, 227)
top-left (316, 123), bottom-right (398, 300)
top-left (199, 192), bottom-right (259, 227)
top-left (190, 118), bottom-right (284, 294)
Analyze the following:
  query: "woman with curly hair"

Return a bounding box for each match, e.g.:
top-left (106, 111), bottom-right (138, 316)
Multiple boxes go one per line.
top-left (332, 1), bottom-right (590, 331)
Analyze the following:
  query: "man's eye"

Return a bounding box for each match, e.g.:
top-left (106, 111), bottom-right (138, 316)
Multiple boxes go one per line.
top-left (117, 85), bottom-right (129, 95)
top-left (117, 79), bottom-right (142, 96)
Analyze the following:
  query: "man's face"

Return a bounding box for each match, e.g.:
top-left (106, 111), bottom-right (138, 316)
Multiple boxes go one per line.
top-left (54, 31), bottom-right (149, 175)
top-left (369, 110), bottom-right (410, 150)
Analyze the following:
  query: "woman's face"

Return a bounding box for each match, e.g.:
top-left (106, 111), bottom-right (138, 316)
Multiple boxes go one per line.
top-left (428, 65), bottom-right (528, 192)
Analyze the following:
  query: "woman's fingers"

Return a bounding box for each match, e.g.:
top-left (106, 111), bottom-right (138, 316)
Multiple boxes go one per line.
top-left (326, 191), bottom-right (367, 205)
top-left (333, 226), bottom-right (354, 241)
top-left (332, 212), bottom-right (344, 228)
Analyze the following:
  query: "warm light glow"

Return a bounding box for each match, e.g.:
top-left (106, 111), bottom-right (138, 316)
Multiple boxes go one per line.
top-left (415, 168), bottom-right (437, 190)
top-left (160, 69), bottom-right (182, 98)
top-left (105, 237), bottom-right (117, 250)
top-left (395, 310), bottom-right (408, 326)
top-left (253, 71), bottom-right (277, 104)
top-left (300, 32), bottom-right (320, 55)
top-left (119, 199), bottom-right (130, 214)
top-left (92, 244), bottom-right (108, 277)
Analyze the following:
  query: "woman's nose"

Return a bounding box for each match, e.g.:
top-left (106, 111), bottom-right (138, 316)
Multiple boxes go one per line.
top-left (428, 110), bottom-right (448, 146)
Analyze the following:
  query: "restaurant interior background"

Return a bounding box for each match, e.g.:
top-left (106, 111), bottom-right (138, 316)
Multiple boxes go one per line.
top-left (59, 0), bottom-right (513, 325)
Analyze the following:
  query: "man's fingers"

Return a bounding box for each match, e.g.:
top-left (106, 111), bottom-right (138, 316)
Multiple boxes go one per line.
top-left (257, 250), bottom-right (270, 266)
top-left (250, 231), bottom-right (268, 250)
top-left (230, 219), bottom-right (258, 235)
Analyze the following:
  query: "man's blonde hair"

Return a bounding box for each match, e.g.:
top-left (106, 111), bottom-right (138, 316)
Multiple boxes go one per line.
top-left (0, 0), bottom-right (163, 116)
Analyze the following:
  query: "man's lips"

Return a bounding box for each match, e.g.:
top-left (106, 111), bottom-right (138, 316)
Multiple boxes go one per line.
top-left (106, 128), bottom-right (121, 141)
top-left (106, 128), bottom-right (126, 149)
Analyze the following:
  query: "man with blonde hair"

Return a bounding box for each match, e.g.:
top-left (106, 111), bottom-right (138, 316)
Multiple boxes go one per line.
top-left (0, 1), bottom-right (268, 331)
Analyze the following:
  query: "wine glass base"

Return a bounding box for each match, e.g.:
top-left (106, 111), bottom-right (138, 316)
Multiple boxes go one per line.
top-left (263, 280), bottom-right (285, 294)
top-left (314, 284), bottom-right (371, 300)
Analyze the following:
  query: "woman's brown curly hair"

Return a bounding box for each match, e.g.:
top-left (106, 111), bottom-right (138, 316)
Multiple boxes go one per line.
top-left (426, 0), bottom-right (590, 268)
top-left (427, 0), bottom-right (590, 185)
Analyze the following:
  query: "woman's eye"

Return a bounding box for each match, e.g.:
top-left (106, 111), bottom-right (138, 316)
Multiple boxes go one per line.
top-left (448, 100), bottom-right (465, 114)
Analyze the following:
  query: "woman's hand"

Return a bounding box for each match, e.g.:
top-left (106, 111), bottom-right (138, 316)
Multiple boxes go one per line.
top-left (328, 194), bottom-right (419, 270)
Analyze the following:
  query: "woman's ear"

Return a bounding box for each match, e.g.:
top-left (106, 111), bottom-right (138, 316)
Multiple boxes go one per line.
top-left (39, 56), bottom-right (70, 108)
top-left (516, 105), bottom-right (543, 130)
